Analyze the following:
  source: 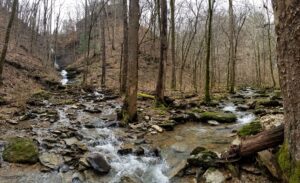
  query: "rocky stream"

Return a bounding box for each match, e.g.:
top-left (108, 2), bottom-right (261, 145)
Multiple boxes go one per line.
top-left (0, 70), bottom-right (285, 183)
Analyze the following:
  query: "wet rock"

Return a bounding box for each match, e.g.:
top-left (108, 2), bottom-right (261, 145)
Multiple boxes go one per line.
top-left (39, 152), bottom-right (64, 169)
top-left (120, 175), bottom-right (143, 183)
top-left (257, 150), bottom-right (281, 179)
top-left (237, 104), bottom-right (249, 111)
top-left (168, 160), bottom-right (187, 178)
top-left (144, 116), bottom-right (150, 121)
top-left (159, 121), bottom-right (175, 131)
top-left (200, 112), bottom-right (237, 123)
top-left (151, 125), bottom-right (163, 133)
top-left (190, 146), bottom-right (206, 155)
top-left (60, 164), bottom-right (70, 173)
top-left (118, 144), bottom-right (134, 155)
top-left (187, 150), bottom-right (219, 168)
top-left (171, 114), bottom-right (190, 123)
top-left (202, 168), bottom-right (225, 183)
top-left (6, 119), bottom-right (18, 125)
top-left (64, 137), bottom-right (79, 146)
top-left (84, 107), bottom-right (102, 113)
top-left (86, 153), bottom-right (111, 174)
top-left (84, 122), bottom-right (96, 128)
top-left (72, 172), bottom-right (84, 183)
top-left (3, 137), bottom-right (39, 164)
top-left (19, 112), bottom-right (37, 121)
top-left (256, 99), bottom-right (282, 107)
top-left (241, 164), bottom-right (261, 175)
top-left (237, 121), bottom-right (262, 137)
top-left (134, 147), bottom-right (145, 156)
top-left (254, 108), bottom-right (267, 116)
top-left (207, 120), bottom-right (220, 126)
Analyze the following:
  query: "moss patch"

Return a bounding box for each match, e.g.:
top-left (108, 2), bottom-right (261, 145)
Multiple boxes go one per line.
top-left (277, 143), bottom-right (300, 183)
top-left (256, 98), bottom-right (281, 107)
top-left (3, 137), bottom-right (39, 164)
top-left (238, 121), bottom-right (262, 137)
top-left (137, 92), bottom-right (155, 100)
top-left (200, 112), bottom-right (237, 123)
top-left (31, 90), bottom-right (51, 100)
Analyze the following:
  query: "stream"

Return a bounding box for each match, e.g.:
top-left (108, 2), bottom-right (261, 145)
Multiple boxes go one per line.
top-left (0, 79), bottom-right (267, 183)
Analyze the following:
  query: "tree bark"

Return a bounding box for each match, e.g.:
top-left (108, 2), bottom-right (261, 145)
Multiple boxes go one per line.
top-left (120, 0), bottom-right (129, 95)
top-left (222, 125), bottom-right (284, 159)
top-left (204, 0), bottom-right (213, 103)
top-left (101, 0), bottom-right (106, 88)
top-left (272, 0), bottom-right (300, 181)
top-left (156, 0), bottom-right (168, 103)
top-left (123, 0), bottom-right (140, 122)
top-left (0, 0), bottom-right (18, 85)
top-left (228, 0), bottom-right (235, 93)
top-left (170, 0), bottom-right (176, 90)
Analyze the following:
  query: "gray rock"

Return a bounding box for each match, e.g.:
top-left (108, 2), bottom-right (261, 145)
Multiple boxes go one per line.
top-left (202, 168), bottom-right (225, 183)
top-left (120, 175), bottom-right (143, 183)
top-left (39, 152), bottom-right (64, 169)
top-left (86, 153), bottom-right (111, 174)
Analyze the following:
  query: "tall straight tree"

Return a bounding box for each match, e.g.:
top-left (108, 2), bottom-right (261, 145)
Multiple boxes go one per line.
top-left (170, 0), bottom-right (176, 90)
top-left (122, 0), bottom-right (140, 122)
top-left (204, 0), bottom-right (214, 103)
top-left (156, 0), bottom-right (168, 102)
top-left (100, 0), bottom-right (106, 88)
top-left (0, 0), bottom-right (18, 85)
top-left (120, 0), bottom-right (129, 94)
top-left (228, 0), bottom-right (235, 93)
top-left (272, 0), bottom-right (300, 182)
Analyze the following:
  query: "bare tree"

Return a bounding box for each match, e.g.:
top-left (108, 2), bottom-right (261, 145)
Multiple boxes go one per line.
top-left (122, 0), bottom-right (140, 123)
top-left (204, 0), bottom-right (214, 103)
top-left (100, 0), bottom-right (106, 88)
top-left (170, 0), bottom-right (176, 90)
top-left (0, 0), bottom-right (18, 85)
top-left (120, 0), bottom-right (129, 94)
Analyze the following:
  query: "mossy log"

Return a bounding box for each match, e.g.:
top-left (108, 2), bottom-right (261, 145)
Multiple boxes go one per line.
top-left (222, 124), bottom-right (284, 160)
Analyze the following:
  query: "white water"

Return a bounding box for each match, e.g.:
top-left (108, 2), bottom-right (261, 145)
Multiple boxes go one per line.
top-left (60, 70), bottom-right (68, 85)
top-left (75, 102), bottom-right (170, 183)
top-left (222, 103), bottom-right (256, 124)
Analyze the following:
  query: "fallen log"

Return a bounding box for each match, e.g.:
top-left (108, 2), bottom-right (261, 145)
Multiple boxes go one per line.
top-left (222, 124), bottom-right (284, 160)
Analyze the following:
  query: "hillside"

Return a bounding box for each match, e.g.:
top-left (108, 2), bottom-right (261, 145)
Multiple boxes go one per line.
top-left (0, 6), bottom-right (59, 113)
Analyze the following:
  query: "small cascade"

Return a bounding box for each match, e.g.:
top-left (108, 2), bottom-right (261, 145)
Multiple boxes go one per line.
top-left (60, 70), bottom-right (69, 85)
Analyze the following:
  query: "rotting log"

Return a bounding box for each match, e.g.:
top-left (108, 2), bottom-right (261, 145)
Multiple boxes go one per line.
top-left (222, 124), bottom-right (284, 160)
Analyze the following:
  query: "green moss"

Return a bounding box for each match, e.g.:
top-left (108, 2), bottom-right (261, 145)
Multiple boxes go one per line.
top-left (3, 137), bottom-right (39, 164)
top-left (137, 92), bottom-right (155, 100)
top-left (277, 143), bottom-right (300, 183)
top-left (238, 121), bottom-right (262, 137)
top-left (200, 112), bottom-right (237, 123)
top-left (191, 108), bottom-right (204, 113)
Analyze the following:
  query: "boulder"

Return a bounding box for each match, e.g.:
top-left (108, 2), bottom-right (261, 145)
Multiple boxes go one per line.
top-left (39, 152), bottom-right (64, 169)
top-left (187, 150), bottom-right (219, 168)
top-left (151, 125), bottom-right (163, 133)
top-left (200, 112), bottom-right (237, 123)
top-left (3, 137), bottom-right (39, 164)
top-left (120, 175), bottom-right (143, 183)
top-left (86, 153), bottom-right (111, 174)
top-left (118, 144), bottom-right (134, 155)
top-left (202, 168), bottom-right (225, 183)
top-left (159, 121), bottom-right (175, 131)
top-left (256, 99), bottom-right (282, 107)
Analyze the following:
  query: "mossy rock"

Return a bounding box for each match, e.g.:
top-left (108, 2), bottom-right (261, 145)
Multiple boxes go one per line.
top-left (277, 143), bottom-right (300, 183)
top-left (238, 121), bottom-right (262, 137)
top-left (190, 146), bottom-right (206, 155)
top-left (200, 112), bottom-right (237, 123)
top-left (31, 90), bottom-right (51, 100)
top-left (3, 137), bottom-right (39, 164)
top-left (188, 150), bottom-right (219, 168)
top-left (256, 99), bottom-right (281, 107)
top-left (137, 93), bottom-right (155, 100)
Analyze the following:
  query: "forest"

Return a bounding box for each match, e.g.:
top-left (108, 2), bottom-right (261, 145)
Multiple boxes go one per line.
top-left (0, 0), bottom-right (299, 182)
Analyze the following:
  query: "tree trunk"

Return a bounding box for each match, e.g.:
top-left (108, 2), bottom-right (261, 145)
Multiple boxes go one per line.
top-left (120, 0), bottom-right (129, 95)
top-left (204, 0), bottom-right (213, 103)
top-left (228, 0), bottom-right (235, 93)
top-left (170, 0), bottom-right (176, 90)
top-left (156, 0), bottom-right (168, 103)
top-left (222, 125), bottom-right (284, 159)
top-left (122, 0), bottom-right (140, 123)
top-left (101, 1), bottom-right (106, 88)
top-left (273, 0), bottom-right (300, 181)
top-left (0, 0), bottom-right (18, 85)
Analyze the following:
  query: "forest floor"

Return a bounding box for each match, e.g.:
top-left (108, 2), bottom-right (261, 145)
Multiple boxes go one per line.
top-left (0, 71), bottom-right (285, 183)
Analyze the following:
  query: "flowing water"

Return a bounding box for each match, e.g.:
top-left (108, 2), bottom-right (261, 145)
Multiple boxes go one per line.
top-left (0, 87), bottom-right (260, 183)
top-left (60, 70), bottom-right (69, 85)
